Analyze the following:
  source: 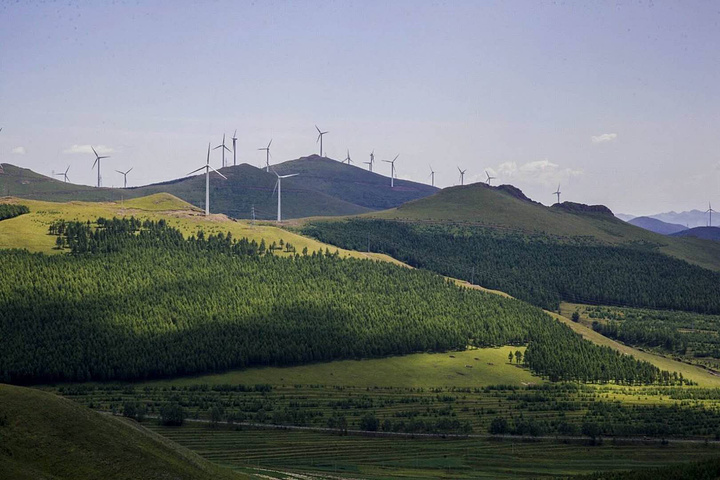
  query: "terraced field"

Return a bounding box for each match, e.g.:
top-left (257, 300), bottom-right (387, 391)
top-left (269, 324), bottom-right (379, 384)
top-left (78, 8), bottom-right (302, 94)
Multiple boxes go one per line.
top-left (147, 424), bottom-right (720, 479)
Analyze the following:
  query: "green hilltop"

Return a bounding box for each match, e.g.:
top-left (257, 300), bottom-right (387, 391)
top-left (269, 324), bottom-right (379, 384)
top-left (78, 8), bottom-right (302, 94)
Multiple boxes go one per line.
top-left (0, 384), bottom-right (243, 480)
top-left (371, 182), bottom-right (720, 271)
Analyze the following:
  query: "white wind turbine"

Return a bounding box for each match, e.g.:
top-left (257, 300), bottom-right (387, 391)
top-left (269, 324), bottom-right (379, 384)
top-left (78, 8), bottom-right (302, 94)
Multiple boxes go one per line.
top-left (364, 150), bottom-right (375, 172)
top-left (187, 143), bottom-right (227, 216)
top-left (382, 155), bottom-right (399, 188)
top-left (429, 165), bottom-right (435, 187)
top-left (485, 170), bottom-right (496, 185)
top-left (258, 139), bottom-right (272, 172)
top-left (91, 146), bottom-right (110, 188)
top-left (273, 171), bottom-right (299, 222)
top-left (115, 167), bottom-right (133, 188)
top-left (457, 167), bottom-right (467, 186)
top-left (343, 149), bottom-right (353, 165)
top-left (214, 134), bottom-right (232, 168)
top-left (56, 165), bottom-right (71, 183)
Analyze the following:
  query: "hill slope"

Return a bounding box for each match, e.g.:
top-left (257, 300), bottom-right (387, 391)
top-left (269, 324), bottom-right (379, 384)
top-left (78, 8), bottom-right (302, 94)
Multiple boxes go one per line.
top-left (1, 157), bottom-right (438, 219)
top-left (671, 226), bottom-right (720, 241)
top-left (369, 182), bottom-right (720, 271)
top-left (0, 384), bottom-right (241, 480)
top-left (273, 155), bottom-right (439, 210)
top-left (629, 216), bottom-right (687, 235)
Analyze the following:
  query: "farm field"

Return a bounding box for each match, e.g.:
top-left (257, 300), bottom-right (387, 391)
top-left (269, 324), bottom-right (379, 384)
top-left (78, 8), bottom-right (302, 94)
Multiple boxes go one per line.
top-left (146, 424), bottom-right (720, 480)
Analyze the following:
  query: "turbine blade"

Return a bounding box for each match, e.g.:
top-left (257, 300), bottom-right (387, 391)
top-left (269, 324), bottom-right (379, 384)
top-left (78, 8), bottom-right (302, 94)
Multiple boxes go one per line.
top-left (268, 139), bottom-right (272, 148)
top-left (115, 170), bottom-right (123, 174)
top-left (92, 146), bottom-right (98, 157)
top-left (126, 167), bottom-right (133, 174)
top-left (208, 166), bottom-right (228, 179)
top-left (187, 166), bottom-right (206, 175)
top-left (223, 145), bottom-right (231, 152)
top-left (272, 179), bottom-right (278, 196)
top-left (213, 145), bottom-right (223, 150)
top-left (92, 158), bottom-right (98, 169)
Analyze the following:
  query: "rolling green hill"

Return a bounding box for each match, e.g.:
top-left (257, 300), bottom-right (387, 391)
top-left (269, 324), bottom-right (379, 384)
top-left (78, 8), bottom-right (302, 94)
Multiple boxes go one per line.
top-left (0, 383), bottom-right (242, 480)
top-left (0, 156), bottom-right (437, 220)
top-left (369, 182), bottom-right (720, 271)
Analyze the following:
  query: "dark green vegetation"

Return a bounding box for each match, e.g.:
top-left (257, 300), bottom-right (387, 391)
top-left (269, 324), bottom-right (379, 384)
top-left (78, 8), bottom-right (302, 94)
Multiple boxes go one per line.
top-left (581, 305), bottom-right (720, 369)
top-left (56, 382), bottom-right (720, 439)
top-left (576, 457), bottom-right (720, 480)
top-left (303, 219), bottom-right (720, 314)
top-left (0, 203), bottom-right (28, 221)
top-left (0, 157), bottom-right (437, 219)
top-left (1, 217), bottom-right (669, 384)
top-left (0, 384), bottom-right (241, 480)
top-left (371, 182), bottom-right (720, 271)
top-left (146, 424), bottom-right (720, 479)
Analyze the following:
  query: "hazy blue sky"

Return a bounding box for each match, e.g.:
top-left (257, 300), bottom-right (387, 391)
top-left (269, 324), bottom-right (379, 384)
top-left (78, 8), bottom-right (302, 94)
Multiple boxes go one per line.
top-left (1, 0), bottom-right (719, 215)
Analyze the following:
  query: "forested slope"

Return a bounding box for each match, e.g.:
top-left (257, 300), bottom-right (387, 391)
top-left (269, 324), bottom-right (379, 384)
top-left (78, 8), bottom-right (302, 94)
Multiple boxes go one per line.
top-left (0, 218), bottom-right (670, 385)
top-left (302, 219), bottom-right (720, 313)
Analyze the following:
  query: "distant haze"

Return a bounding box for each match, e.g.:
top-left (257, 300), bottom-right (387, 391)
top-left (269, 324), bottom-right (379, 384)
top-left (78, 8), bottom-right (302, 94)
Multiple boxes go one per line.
top-left (1, 1), bottom-right (718, 215)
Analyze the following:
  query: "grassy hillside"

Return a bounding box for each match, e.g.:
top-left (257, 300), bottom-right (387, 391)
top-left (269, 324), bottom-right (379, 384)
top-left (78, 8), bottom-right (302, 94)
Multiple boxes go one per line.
top-left (0, 193), bottom-right (389, 260)
top-left (0, 384), bottom-right (241, 480)
top-left (273, 155), bottom-right (439, 210)
top-left (1, 157), bottom-right (438, 220)
top-left (671, 226), bottom-right (720, 241)
top-left (370, 182), bottom-right (720, 271)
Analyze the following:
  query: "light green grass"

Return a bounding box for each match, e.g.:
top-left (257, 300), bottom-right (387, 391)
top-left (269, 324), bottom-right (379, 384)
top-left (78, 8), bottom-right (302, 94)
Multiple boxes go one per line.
top-left (0, 194), bottom-right (397, 262)
top-left (0, 383), bottom-right (243, 480)
top-left (143, 347), bottom-right (537, 389)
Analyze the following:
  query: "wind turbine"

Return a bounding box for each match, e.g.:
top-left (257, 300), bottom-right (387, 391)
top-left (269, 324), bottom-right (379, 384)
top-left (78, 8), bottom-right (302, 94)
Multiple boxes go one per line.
top-left (258, 139), bottom-right (272, 172)
top-left (91, 146), bottom-right (110, 188)
top-left (553, 184), bottom-right (562, 204)
top-left (343, 149), bottom-right (353, 165)
top-left (382, 155), bottom-right (399, 188)
top-left (363, 150), bottom-right (375, 172)
top-left (485, 170), bottom-right (496, 185)
top-left (707, 202), bottom-right (716, 227)
top-left (55, 165), bottom-right (70, 183)
top-left (232, 129), bottom-right (238, 166)
top-left (273, 171), bottom-right (299, 222)
top-left (214, 134), bottom-right (232, 168)
top-left (457, 167), bottom-right (467, 186)
top-left (315, 125), bottom-right (328, 156)
top-left (429, 165), bottom-right (435, 187)
top-left (187, 143), bottom-right (227, 216)
top-left (115, 167), bottom-right (133, 188)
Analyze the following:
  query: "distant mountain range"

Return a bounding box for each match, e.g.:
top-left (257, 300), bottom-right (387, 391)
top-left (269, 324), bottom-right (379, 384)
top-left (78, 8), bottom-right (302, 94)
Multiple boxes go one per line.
top-left (627, 216), bottom-right (687, 235)
top-left (0, 155), bottom-right (438, 220)
top-left (619, 209), bottom-right (711, 228)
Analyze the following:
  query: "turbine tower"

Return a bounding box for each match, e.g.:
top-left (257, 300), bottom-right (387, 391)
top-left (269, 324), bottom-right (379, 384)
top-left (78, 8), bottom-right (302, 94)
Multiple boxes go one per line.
top-left (707, 202), bottom-right (716, 227)
top-left (187, 143), bottom-right (228, 216)
top-left (382, 155), bottom-right (399, 188)
top-left (273, 172), bottom-right (299, 222)
top-left (232, 129), bottom-right (238, 166)
top-left (115, 167), bottom-right (133, 188)
top-left (429, 165), bottom-right (435, 187)
top-left (91, 146), bottom-right (110, 188)
top-left (364, 150), bottom-right (374, 172)
top-left (258, 139), bottom-right (272, 172)
top-left (55, 165), bottom-right (70, 183)
top-left (485, 170), bottom-right (496, 185)
top-left (214, 134), bottom-right (231, 168)
top-left (457, 167), bottom-right (467, 186)
top-left (553, 184), bottom-right (562, 204)
top-left (343, 149), bottom-right (353, 165)
top-left (315, 125), bottom-right (328, 156)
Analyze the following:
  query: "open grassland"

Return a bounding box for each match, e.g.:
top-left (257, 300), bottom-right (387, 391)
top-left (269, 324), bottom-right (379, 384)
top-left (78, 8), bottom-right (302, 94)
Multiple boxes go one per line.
top-left (146, 424), bottom-right (720, 480)
top-left (0, 194), bottom-right (395, 261)
top-left (142, 348), bottom-right (537, 389)
top-left (0, 384), bottom-right (242, 480)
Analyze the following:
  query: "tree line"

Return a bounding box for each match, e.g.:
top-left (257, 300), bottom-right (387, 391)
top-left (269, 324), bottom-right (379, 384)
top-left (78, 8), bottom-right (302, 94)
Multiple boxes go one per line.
top-left (0, 217), bottom-right (678, 385)
top-left (302, 219), bottom-right (720, 314)
top-left (0, 204), bottom-right (29, 221)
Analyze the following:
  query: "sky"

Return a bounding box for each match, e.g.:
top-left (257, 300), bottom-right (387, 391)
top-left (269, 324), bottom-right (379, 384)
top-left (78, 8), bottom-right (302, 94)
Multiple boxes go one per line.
top-left (1, 0), bottom-right (719, 216)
